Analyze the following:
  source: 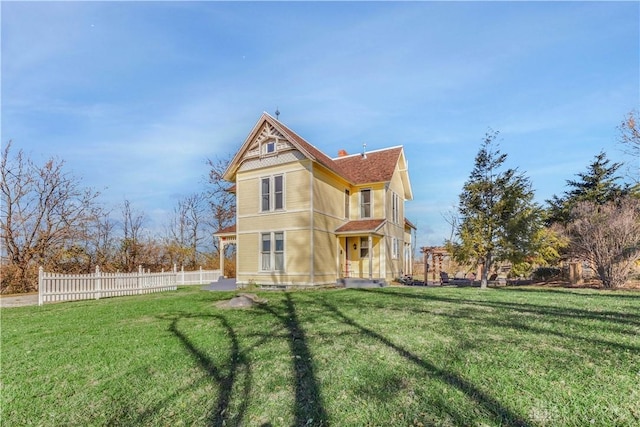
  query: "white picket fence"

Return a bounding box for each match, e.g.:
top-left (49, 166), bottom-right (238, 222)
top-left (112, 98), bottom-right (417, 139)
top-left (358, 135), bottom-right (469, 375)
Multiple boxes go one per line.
top-left (176, 266), bottom-right (222, 286)
top-left (38, 266), bottom-right (221, 306)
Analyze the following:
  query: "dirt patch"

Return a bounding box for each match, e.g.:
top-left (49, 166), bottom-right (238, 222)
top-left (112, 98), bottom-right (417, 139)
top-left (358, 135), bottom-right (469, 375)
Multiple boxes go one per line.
top-left (215, 293), bottom-right (267, 309)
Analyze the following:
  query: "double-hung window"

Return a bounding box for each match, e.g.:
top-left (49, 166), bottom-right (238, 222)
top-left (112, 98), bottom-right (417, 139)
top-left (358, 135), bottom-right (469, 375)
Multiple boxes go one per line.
top-left (345, 189), bottom-right (350, 219)
top-left (392, 237), bottom-right (399, 259)
top-left (261, 175), bottom-right (284, 212)
top-left (261, 232), bottom-right (284, 271)
top-left (392, 192), bottom-right (400, 224)
top-left (360, 237), bottom-right (369, 258)
top-left (360, 189), bottom-right (371, 218)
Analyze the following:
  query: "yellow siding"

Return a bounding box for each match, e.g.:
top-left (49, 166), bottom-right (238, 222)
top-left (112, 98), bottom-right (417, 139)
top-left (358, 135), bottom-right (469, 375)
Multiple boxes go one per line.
top-left (312, 165), bottom-right (349, 220)
top-left (231, 143), bottom-right (413, 286)
top-left (236, 161), bottom-right (311, 217)
top-left (313, 228), bottom-right (338, 277)
top-left (237, 229), bottom-right (314, 286)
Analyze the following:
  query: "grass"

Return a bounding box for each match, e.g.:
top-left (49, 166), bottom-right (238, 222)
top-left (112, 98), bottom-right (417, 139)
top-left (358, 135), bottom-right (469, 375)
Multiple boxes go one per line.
top-left (2, 286), bottom-right (639, 426)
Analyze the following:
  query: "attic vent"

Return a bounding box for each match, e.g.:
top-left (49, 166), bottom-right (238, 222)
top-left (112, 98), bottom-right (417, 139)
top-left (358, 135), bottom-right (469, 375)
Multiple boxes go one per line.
top-left (338, 149), bottom-right (348, 157)
top-left (362, 143), bottom-right (367, 159)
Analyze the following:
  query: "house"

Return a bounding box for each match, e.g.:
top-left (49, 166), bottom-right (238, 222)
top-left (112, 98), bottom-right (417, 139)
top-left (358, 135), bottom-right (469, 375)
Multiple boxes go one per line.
top-left (215, 112), bottom-right (414, 288)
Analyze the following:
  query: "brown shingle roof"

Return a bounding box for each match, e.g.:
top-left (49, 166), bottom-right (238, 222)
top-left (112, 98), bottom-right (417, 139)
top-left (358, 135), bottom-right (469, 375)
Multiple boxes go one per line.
top-left (226, 113), bottom-right (406, 188)
top-left (333, 147), bottom-right (403, 184)
top-left (268, 114), bottom-right (402, 185)
top-left (214, 224), bottom-right (236, 235)
top-left (335, 219), bottom-right (386, 234)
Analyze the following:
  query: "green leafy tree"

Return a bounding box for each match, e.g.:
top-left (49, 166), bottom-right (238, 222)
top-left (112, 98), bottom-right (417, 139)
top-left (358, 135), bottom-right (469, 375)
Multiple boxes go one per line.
top-left (448, 130), bottom-right (544, 289)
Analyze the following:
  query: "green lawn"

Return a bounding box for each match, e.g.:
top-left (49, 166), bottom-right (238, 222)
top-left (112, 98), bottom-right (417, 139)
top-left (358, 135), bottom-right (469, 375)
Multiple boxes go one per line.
top-left (2, 286), bottom-right (639, 426)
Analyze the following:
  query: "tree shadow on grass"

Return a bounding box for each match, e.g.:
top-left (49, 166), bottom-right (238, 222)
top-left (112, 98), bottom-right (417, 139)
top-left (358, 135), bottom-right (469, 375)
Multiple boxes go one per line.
top-left (317, 297), bottom-right (533, 427)
top-left (360, 288), bottom-right (640, 327)
top-left (156, 313), bottom-right (253, 427)
top-left (351, 288), bottom-right (640, 353)
top-left (255, 293), bottom-right (329, 427)
top-left (498, 286), bottom-right (640, 300)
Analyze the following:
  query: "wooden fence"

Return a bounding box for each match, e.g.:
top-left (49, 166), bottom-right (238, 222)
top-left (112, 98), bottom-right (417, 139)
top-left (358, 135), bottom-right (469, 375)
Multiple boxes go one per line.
top-left (38, 266), bottom-right (221, 306)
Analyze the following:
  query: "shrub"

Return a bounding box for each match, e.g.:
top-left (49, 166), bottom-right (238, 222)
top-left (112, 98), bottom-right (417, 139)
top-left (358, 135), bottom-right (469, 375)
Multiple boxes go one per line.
top-left (531, 267), bottom-right (561, 281)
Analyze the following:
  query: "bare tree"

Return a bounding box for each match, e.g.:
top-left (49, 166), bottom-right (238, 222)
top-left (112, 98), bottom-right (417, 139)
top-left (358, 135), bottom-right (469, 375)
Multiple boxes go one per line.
top-left (617, 110), bottom-right (640, 184)
top-left (205, 155), bottom-right (236, 254)
top-left (87, 207), bottom-right (118, 272)
top-left (566, 197), bottom-right (640, 288)
top-left (1, 141), bottom-right (100, 292)
top-left (167, 193), bottom-right (208, 268)
top-left (118, 199), bottom-right (146, 272)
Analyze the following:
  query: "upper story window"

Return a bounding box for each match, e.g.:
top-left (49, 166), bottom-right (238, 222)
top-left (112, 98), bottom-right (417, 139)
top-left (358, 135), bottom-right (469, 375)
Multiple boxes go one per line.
top-left (265, 141), bottom-right (275, 154)
top-left (392, 192), bottom-right (400, 224)
top-left (345, 189), bottom-right (350, 219)
top-left (261, 175), bottom-right (284, 212)
top-left (261, 138), bottom-right (278, 156)
top-left (360, 189), bottom-right (371, 218)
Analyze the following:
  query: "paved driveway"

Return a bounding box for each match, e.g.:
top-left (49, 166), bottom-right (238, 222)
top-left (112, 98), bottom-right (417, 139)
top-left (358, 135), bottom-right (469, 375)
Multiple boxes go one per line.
top-left (201, 278), bottom-right (237, 291)
top-left (0, 294), bottom-right (39, 308)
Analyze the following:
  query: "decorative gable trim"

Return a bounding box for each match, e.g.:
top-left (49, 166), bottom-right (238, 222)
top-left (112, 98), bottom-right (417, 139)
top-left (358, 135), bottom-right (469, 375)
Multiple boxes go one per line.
top-left (224, 113), bottom-right (413, 202)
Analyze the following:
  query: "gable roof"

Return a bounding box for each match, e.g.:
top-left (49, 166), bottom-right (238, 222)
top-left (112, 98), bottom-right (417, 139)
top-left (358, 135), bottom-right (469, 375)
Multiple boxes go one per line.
top-left (224, 113), bottom-right (412, 199)
top-left (333, 147), bottom-right (403, 185)
top-left (335, 219), bottom-right (386, 235)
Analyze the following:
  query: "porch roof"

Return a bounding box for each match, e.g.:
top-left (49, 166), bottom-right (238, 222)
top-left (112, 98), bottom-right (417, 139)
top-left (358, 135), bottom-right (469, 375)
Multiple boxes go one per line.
top-left (214, 224), bottom-right (236, 238)
top-left (335, 219), bottom-right (386, 235)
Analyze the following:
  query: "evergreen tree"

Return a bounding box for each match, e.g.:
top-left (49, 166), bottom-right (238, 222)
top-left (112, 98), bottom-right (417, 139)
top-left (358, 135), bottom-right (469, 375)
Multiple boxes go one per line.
top-left (449, 130), bottom-right (543, 289)
top-left (546, 151), bottom-right (628, 225)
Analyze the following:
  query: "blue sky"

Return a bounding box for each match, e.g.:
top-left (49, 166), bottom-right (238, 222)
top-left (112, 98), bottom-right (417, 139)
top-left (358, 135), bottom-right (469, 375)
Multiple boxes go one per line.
top-left (2, 1), bottom-right (638, 247)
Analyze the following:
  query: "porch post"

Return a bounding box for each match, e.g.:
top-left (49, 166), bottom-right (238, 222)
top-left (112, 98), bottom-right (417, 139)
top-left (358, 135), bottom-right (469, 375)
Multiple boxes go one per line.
top-left (219, 237), bottom-right (225, 278)
top-left (368, 234), bottom-right (373, 280)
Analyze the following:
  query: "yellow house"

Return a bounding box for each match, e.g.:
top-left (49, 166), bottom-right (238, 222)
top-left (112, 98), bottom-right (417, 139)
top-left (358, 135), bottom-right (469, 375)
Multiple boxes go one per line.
top-left (216, 112), bottom-right (414, 288)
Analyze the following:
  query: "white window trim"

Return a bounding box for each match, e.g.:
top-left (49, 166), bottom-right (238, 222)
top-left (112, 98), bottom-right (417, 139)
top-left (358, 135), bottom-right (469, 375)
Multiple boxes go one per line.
top-left (360, 188), bottom-right (372, 219)
top-left (260, 231), bottom-right (285, 272)
top-left (259, 174), bottom-right (285, 212)
top-left (360, 236), bottom-right (369, 259)
top-left (390, 191), bottom-right (397, 224)
top-left (345, 189), bottom-right (350, 219)
top-left (392, 237), bottom-right (399, 259)
top-left (262, 138), bottom-right (278, 156)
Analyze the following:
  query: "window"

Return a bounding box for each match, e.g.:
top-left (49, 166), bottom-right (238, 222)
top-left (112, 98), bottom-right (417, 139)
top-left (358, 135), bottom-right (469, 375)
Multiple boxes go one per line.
top-left (345, 189), bottom-right (350, 219)
top-left (263, 141), bottom-right (276, 154)
top-left (360, 237), bottom-right (369, 258)
top-left (274, 232), bottom-right (284, 270)
top-left (261, 232), bottom-right (284, 271)
top-left (261, 178), bottom-right (270, 212)
top-left (261, 233), bottom-right (271, 270)
top-left (274, 175), bottom-right (283, 210)
top-left (392, 192), bottom-right (400, 224)
top-left (392, 237), bottom-right (399, 259)
top-left (260, 175), bottom-right (284, 212)
top-left (360, 189), bottom-right (371, 218)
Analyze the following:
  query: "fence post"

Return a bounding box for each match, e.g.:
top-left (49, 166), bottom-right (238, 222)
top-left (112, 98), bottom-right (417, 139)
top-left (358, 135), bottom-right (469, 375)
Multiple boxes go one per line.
top-left (199, 266), bottom-right (203, 285)
top-left (181, 265), bottom-right (185, 285)
top-left (138, 265), bottom-right (143, 294)
top-left (95, 266), bottom-right (101, 300)
top-left (38, 266), bottom-right (44, 306)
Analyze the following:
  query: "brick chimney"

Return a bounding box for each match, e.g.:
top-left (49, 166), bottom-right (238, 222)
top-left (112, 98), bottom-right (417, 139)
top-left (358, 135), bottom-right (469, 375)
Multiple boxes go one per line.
top-left (338, 149), bottom-right (348, 157)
